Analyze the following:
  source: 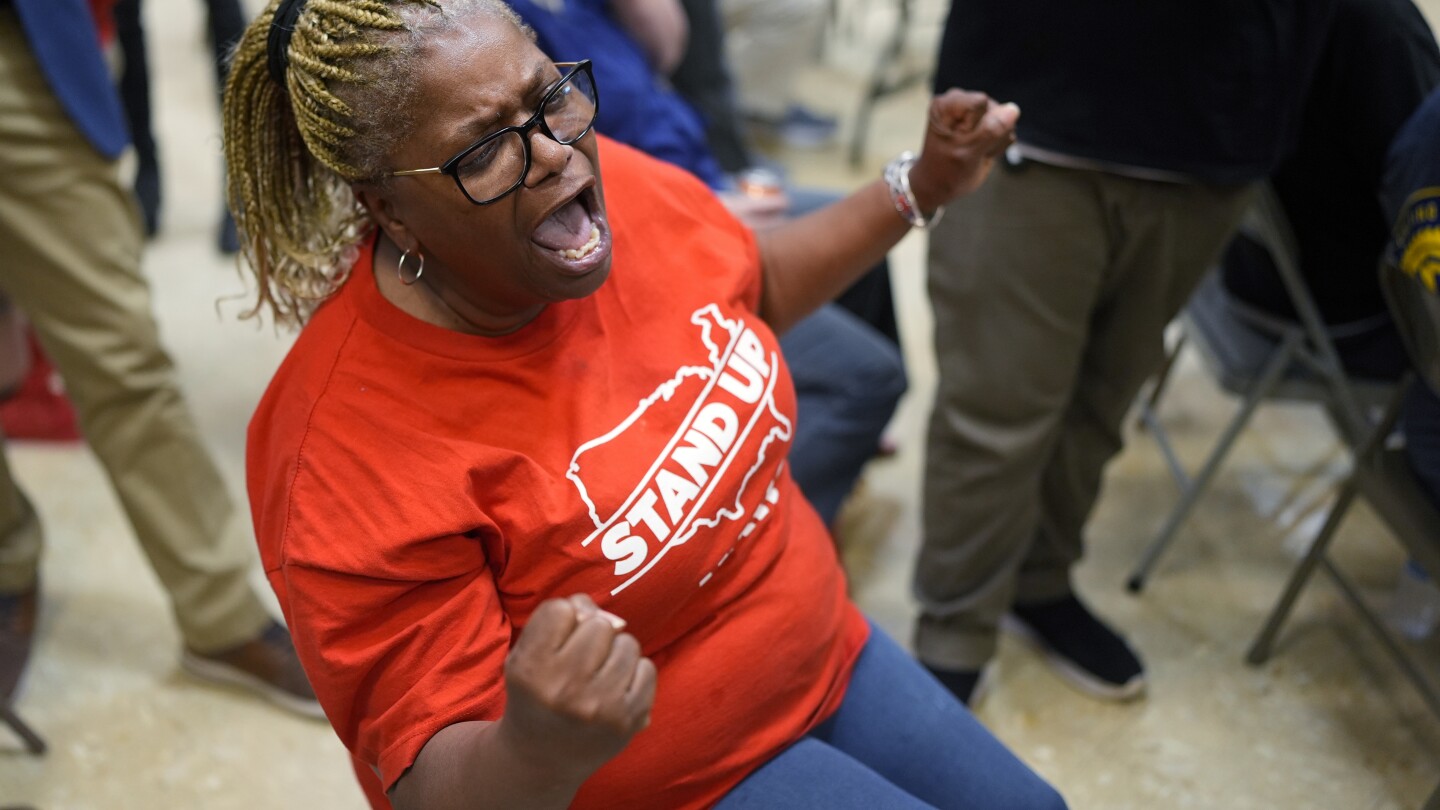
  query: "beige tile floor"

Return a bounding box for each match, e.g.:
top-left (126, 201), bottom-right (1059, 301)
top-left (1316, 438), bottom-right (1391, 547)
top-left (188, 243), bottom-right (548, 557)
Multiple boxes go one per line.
top-left (4, 1), bottom-right (1440, 808)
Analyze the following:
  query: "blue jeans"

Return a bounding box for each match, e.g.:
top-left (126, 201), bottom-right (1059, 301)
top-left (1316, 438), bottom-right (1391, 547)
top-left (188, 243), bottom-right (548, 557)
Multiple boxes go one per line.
top-left (778, 185), bottom-right (906, 526)
top-left (781, 306), bottom-right (906, 525)
top-left (715, 625), bottom-right (1067, 810)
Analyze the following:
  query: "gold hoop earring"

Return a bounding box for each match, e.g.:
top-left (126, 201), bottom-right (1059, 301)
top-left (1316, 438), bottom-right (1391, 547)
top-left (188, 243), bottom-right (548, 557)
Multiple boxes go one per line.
top-left (397, 248), bottom-right (425, 286)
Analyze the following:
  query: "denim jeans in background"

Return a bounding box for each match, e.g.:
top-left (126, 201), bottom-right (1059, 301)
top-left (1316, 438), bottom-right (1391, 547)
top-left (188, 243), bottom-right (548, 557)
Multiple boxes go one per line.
top-left (714, 624), bottom-right (1068, 810)
top-left (781, 306), bottom-right (906, 525)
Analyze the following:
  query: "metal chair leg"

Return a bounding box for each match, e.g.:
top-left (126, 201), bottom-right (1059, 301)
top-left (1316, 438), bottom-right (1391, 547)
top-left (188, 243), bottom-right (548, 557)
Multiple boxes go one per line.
top-left (1142, 404), bottom-right (1192, 491)
top-left (1246, 475), bottom-right (1359, 665)
top-left (1137, 333), bottom-right (1188, 432)
top-left (1137, 334), bottom-right (1192, 487)
top-left (847, 0), bottom-right (917, 167)
top-left (0, 705), bottom-right (46, 755)
top-left (1317, 558), bottom-right (1440, 719)
top-left (1127, 333), bottom-right (1301, 593)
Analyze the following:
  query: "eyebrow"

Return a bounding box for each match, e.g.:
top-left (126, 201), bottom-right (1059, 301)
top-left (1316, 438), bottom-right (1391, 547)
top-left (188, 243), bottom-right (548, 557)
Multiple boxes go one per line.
top-left (446, 61), bottom-right (553, 150)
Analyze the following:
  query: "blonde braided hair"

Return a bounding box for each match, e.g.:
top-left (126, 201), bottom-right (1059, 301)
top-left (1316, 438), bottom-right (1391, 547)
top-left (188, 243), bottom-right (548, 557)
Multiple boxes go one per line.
top-left (222, 0), bottom-right (526, 324)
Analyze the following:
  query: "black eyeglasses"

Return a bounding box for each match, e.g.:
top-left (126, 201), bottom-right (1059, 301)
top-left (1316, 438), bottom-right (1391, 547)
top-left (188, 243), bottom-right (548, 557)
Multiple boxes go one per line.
top-left (388, 60), bottom-right (599, 205)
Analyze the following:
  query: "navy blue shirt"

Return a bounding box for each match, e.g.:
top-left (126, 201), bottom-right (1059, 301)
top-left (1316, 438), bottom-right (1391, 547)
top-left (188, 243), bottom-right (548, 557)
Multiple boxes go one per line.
top-left (934, 0), bottom-right (1336, 185)
top-left (1381, 86), bottom-right (1440, 386)
top-left (506, 0), bottom-right (725, 188)
top-left (1382, 86), bottom-right (1440, 292)
top-left (1383, 87), bottom-right (1440, 236)
top-left (1223, 0), bottom-right (1440, 326)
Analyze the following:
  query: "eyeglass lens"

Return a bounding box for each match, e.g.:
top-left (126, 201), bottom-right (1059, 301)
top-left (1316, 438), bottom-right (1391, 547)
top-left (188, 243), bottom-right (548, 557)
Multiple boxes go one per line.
top-left (456, 67), bottom-right (597, 204)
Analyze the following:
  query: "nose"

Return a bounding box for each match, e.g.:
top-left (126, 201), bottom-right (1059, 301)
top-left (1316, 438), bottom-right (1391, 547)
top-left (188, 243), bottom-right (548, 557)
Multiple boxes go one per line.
top-left (523, 128), bottom-right (572, 188)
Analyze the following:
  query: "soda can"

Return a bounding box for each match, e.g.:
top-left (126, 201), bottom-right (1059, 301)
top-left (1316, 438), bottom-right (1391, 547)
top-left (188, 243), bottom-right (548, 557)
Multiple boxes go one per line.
top-left (736, 166), bottom-right (784, 199)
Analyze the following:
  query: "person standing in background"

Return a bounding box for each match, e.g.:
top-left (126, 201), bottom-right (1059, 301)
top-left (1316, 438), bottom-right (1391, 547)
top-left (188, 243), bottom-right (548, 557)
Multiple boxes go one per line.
top-left (915, 0), bottom-right (1336, 705)
top-left (113, 0), bottom-right (247, 251)
top-left (0, 0), bottom-right (318, 720)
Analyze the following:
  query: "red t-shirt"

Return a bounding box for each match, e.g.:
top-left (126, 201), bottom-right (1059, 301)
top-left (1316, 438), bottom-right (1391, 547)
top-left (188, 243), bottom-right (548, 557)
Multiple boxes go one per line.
top-left (247, 137), bottom-right (869, 809)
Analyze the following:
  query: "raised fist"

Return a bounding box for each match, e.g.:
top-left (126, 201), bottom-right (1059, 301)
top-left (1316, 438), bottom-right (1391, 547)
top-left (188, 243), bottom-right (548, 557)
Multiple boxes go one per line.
top-left (908, 89), bottom-right (1020, 212)
top-left (500, 594), bottom-right (657, 780)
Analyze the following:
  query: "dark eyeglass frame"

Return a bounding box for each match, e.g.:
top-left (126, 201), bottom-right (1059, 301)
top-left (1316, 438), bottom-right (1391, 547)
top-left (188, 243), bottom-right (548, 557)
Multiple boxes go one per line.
top-left (388, 60), bottom-right (599, 206)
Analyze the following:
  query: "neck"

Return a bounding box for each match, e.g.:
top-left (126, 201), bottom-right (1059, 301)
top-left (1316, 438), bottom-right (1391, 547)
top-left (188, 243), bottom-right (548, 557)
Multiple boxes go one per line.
top-left (373, 235), bottom-right (544, 336)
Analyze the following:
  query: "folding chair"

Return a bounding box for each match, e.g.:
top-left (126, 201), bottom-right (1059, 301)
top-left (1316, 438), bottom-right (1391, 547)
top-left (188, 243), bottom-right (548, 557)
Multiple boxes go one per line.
top-left (0, 606), bottom-right (44, 756)
top-left (1246, 246), bottom-right (1440, 810)
top-left (829, 0), bottom-right (934, 167)
top-left (0, 706), bottom-right (44, 755)
top-left (1127, 185), bottom-right (1397, 593)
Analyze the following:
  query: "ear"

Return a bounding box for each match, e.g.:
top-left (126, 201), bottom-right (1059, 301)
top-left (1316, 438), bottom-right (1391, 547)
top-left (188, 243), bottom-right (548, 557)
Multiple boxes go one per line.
top-left (353, 182), bottom-right (419, 254)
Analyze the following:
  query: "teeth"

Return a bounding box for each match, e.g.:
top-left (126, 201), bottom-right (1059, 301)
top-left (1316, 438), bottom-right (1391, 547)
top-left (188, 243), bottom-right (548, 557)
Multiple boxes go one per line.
top-left (559, 225), bottom-right (601, 260)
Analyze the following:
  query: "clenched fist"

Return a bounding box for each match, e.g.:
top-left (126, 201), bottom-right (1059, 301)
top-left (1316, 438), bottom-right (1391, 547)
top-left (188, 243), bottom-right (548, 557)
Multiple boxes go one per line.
top-left (500, 594), bottom-right (657, 780)
top-left (908, 89), bottom-right (1020, 213)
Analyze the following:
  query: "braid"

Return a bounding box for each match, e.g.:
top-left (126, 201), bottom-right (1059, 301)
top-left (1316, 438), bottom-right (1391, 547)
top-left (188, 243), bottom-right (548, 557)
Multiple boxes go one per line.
top-left (222, 0), bottom-right (527, 325)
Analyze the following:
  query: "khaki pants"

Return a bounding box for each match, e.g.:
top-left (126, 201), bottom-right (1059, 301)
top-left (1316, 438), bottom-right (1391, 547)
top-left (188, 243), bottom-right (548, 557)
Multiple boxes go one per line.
top-left (915, 159), bottom-right (1253, 670)
top-left (0, 10), bottom-right (269, 654)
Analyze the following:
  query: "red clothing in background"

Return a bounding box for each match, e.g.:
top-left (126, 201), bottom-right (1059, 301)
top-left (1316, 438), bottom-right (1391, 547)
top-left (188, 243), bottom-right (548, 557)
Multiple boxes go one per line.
top-left (86, 0), bottom-right (116, 45)
top-left (246, 137), bottom-right (868, 809)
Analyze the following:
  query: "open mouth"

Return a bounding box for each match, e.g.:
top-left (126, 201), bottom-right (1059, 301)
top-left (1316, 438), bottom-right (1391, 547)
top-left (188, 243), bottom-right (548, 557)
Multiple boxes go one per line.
top-left (531, 187), bottom-right (608, 269)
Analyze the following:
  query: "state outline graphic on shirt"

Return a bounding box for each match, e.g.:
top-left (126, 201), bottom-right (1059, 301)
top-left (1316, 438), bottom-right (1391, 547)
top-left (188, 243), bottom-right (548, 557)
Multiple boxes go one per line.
top-left (568, 304), bottom-right (792, 595)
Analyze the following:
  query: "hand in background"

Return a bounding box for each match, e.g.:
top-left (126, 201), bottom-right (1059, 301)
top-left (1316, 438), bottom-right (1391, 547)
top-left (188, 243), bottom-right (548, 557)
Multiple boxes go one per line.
top-left (908, 89), bottom-right (1020, 213)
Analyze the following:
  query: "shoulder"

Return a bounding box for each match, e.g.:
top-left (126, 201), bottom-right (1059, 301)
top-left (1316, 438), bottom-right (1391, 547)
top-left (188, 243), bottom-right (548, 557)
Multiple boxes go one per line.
top-left (245, 301), bottom-right (364, 567)
top-left (597, 135), bottom-right (733, 223)
top-left (596, 136), bottom-right (760, 307)
top-left (1386, 89), bottom-right (1440, 201)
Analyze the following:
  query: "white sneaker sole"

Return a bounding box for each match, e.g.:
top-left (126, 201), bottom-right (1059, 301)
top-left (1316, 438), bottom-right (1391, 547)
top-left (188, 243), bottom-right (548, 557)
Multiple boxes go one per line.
top-left (1001, 614), bottom-right (1147, 703)
top-left (181, 651), bottom-right (327, 720)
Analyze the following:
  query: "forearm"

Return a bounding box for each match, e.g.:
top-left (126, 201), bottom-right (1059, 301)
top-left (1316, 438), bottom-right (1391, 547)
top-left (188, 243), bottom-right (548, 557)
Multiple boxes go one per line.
top-left (610, 0), bottom-right (688, 75)
top-left (389, 720), bottom-right (589, 810)
top-left (755, 180), bottom-right (911, 333)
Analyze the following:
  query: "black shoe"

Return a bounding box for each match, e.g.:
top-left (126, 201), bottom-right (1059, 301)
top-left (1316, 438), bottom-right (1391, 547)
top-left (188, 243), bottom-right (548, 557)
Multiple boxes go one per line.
top-left (0, 585), bottom-right (37, 701)
top-left (133, 161), bottom-right (161, 237)
top-left (217, 209), bottom-right (240, 255)
top-left (1007, 595), bottom-right (1146, 701)
top-left (0, 584), bottom-right (46, 755)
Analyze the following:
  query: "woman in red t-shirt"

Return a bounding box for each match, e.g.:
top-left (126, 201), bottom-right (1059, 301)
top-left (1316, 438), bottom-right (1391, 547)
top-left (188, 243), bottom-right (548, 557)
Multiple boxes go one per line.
top-left (223, 1), bottom-right (1064, 809)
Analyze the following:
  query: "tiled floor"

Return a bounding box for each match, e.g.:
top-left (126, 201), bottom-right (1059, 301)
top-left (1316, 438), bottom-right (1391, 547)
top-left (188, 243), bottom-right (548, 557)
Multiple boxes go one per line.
top-left (3, 1), bottom-right (1440, 808)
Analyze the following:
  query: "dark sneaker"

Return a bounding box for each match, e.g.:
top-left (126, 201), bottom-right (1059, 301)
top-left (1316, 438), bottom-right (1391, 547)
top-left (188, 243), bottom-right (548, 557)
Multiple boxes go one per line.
top-left (746, 105), bottom-right (839, 149)
top-left (1006, 595), bottom-right (1146, 702)
top-left (133, 160), bottom-right (161, 238)
top-left (0, 585), bottom-right (37, 700)
top-left (0, 584), bottom-right (47, 754)
top-left (182, 621), bottom-right (324, 719)
top-left (217, 208), bottom-right (240, 255)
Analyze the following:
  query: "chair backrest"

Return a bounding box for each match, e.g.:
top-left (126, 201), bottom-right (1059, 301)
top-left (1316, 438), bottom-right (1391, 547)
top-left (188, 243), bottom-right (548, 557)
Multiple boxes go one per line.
top-left (1209, 185), bottom-right (1388, 437)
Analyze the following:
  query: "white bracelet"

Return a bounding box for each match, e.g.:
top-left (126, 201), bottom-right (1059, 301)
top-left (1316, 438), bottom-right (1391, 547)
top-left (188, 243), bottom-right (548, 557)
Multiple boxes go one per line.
top-left (883, 151), bottom-right (945, 230)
